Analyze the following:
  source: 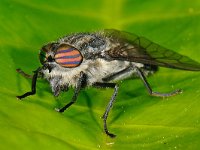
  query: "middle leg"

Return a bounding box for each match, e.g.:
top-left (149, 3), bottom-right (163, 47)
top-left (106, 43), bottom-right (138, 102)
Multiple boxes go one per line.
top-left (93, 82), bottom-right (119, 138)
top-left (55, 71), bottom-right (87, 113)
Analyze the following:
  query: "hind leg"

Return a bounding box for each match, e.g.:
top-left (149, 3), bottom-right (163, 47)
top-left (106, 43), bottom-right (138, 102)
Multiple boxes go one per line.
top-left (135, 66), bottom-right (182, 97)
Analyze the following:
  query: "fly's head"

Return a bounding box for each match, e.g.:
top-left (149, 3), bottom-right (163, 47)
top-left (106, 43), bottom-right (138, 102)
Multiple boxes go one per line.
top-left (39, 42), bottom-right (83, 76)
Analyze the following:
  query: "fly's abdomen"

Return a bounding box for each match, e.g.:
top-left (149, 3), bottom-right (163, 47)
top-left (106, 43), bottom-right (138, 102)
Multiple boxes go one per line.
top-left (55, 44), bottom-right (83, 68)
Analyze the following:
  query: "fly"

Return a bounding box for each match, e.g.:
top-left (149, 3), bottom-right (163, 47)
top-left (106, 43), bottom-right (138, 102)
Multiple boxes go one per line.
top-left (16, 29), bottom-right (200, 138)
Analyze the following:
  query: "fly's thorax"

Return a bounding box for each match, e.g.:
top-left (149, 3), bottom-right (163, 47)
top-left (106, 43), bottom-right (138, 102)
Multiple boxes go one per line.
top-left (59, 32), bottom-right (109, 56)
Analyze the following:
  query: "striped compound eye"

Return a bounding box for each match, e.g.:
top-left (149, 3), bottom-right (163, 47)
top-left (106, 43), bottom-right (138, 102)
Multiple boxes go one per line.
top-left (55, 44), bottom-right (83, 68)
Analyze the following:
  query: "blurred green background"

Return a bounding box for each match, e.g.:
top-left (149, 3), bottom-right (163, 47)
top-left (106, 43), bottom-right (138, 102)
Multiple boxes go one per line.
top-left (0, 0), bottom-right (200, 149)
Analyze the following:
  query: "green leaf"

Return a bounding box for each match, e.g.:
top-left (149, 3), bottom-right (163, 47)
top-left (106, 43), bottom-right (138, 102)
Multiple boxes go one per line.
top-left (1, 0), bottom-right (200, 149)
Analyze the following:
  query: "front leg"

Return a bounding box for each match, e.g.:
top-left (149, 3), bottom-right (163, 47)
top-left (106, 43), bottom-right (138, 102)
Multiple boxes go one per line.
top-left (93, 82), bottom-right (119, 138)
top-left (16, 67), bottom-right (40, 99)
top-left (55, 72), bottom-right (87, 113)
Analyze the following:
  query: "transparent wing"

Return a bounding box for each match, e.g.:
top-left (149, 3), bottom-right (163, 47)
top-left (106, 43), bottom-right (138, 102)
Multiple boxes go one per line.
top-left (104, 29), bottom-right (200, 71)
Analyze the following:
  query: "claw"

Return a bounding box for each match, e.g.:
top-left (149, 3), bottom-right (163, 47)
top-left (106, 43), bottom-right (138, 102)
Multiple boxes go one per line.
top-left (16, 96), bottom-right (23, 100)
top-left (106, 132), bottom-right (116, 138)
top-left (55, 108), bottom-right (64, 113)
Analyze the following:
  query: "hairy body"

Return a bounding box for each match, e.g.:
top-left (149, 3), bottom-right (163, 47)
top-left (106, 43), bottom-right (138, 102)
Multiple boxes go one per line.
top-left (17, 29), bottom-right (200, 137)
top-left (41, 31), bottom-right (155, 96)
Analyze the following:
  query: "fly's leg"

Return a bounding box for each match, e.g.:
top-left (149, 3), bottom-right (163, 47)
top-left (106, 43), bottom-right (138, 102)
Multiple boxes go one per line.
top-left (135, 67), bottom-right (182, 97)
top-left (93, 82), bottom-right (119, 138)
top-left (16, 68), bottom-right (33, 79)
top-left (55, 72), bottom-right (87, 113)
top-left (16, 68), bottom-right (40, 99)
